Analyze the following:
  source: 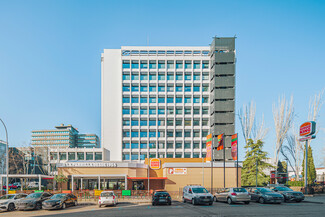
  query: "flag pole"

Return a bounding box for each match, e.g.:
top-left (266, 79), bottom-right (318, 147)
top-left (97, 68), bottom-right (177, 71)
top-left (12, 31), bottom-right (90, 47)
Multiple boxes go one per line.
top-left (236, 134), bottom-right (239, 187)
top-left (211, 134), bottom-right (213, 192)
top-left (223, 134), bottom-right (226, 189)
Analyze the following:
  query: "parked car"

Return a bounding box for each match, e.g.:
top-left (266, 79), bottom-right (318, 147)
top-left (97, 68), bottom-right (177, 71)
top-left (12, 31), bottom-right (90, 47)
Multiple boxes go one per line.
top-left (214, 188), bottom-right (250, 205)
top-left (27, 182), bottom-right (44, 189)
top-left (12, 183), bottom-right (21, 189)
top-left (271, 186), bottom-right (305, 202)
top-left (0, 194), bottom-right (27, 211)
top-left (2, 184), bottom-right (18, 189)
top-left (183, 185), bottom-right (213, 205)
top-left (98, 191), bottom-right (118, 207)
top-left (42, 193), bottom-right (77, 210)
top-left (16, 192), bottom-right (52, 210)
top-left (249, 187), bottom-right (284, 204)
top-left (152, 191), bottom-right (172, 206)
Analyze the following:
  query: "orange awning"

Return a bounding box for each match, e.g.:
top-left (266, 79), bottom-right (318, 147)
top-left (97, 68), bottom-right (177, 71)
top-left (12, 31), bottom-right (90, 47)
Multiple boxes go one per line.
top-left (127, 177), bottom-right (167, 180)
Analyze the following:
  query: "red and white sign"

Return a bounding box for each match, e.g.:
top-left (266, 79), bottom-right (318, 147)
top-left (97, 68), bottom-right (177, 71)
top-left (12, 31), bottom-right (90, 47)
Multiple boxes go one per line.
top-left (168, 168), bottom-right (187, 175)
top-left (299, 121), bottom-right (316, 137)
top-left (150, 158), bottom-right (161, 170)
top-left (299, 135), bottom-right (316, 142)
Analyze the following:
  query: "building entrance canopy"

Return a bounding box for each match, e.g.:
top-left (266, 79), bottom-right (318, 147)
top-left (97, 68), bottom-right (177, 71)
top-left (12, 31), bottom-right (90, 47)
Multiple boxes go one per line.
top-left (0, 174), bottom-right (54, 191)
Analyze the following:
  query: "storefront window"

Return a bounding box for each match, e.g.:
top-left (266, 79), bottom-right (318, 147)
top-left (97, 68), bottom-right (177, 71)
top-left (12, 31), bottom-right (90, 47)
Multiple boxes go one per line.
top-left (50, 152), bottom-right (57, 160)
top-left (95, 152), bottom-right (102, 160)
top-left (68, 152), bottom-right (75, 160)
top-left (86, 152), bottom-right (94, 160)
top-left (59, 152), bottom-right (67, 161)
top-left (77, 152), bottom-right (84, 160)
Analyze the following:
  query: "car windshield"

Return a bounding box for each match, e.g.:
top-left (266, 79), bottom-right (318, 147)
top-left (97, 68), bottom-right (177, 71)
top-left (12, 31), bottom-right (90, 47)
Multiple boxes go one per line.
top-left (0, 195), bottom-right (15, 200)
top-left (259, 188), bottom-right (273, 193)
top-left (276, 187), bottom-right (293, 191)
top-left (26, 193), bottom-right (42, 199)
top-left (233, 188), bottom-right (247, 193)
top-left (50, 194), bottom-right (66, 199)
top-left (192, 188), bottom-right (208, 193)
top-left (101, 192), bottom-right (114, 197)
top-left (155, 192), bottom-right (169, 196)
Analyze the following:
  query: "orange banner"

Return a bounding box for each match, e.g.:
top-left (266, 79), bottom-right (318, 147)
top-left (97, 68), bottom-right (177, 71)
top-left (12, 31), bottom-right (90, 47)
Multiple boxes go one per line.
top-left (217, 134), bottom-right (224, 151)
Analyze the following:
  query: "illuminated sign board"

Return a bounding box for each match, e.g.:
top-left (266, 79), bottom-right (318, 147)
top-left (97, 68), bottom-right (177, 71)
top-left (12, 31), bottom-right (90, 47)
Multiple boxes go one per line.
top-left (299, 121), bottom-right (316, 137)
top-left (150, 158), bottom-right (161, 170)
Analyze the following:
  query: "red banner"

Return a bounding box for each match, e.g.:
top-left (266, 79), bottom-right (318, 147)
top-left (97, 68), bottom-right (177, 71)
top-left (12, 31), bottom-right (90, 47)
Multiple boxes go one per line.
top-left (231, 134), bottom-right (238, 160)
top-left (217, 134), bottom-right (224, 151)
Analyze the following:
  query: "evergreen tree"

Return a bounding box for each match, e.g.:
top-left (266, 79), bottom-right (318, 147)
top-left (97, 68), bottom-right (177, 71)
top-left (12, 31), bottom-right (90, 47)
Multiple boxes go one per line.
top-left (276, 161), bottom-right (287, 184)
top-left (241, 139), bottom-right (274, 186)
top-left (301, 145), bottom-right (316, 185)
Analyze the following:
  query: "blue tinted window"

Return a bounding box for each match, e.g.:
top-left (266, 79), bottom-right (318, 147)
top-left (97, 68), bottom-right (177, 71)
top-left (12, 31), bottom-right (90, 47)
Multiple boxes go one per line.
top-left (131, 74), bottom-right (139, 80)
top-left (140, 74), bottom-right (148, 80)
top-left (175, 97), bottom-right (182, 103)
top-left (149, 61), bottom-right (156, 69)
top-left (193, 61), bottom-right (200, 69)
top-left (158, 86), bottom-right (165, 92)
top-left (140, 61), bottom-right (148, 69)
top-left (123, 61), bottom-right (130, 69)
top-left (149, 132), bottom-right (156, 137)
top-left (158, 74), bottom-right (165, 80)
top-left (132, 61), bottom-right (139, 69)
top-left (176, 86), bottom-right (182, 92)
top-left (131, 143), bottom-right (139, 149)
top-left (123, 97), bottom-right (130, 103)
top-left (140, 109), bottom-right (147, 115)
top-left (193, 74), bottom-right (200, 80)
top-left (176, 61), bottom-right (183, 69)
top-left (140, 131), bottom-right (147, 137)
top-left (149, 98), bottom-right (156, 103)
top-left (123, 131), bottom-right (130, 137)
top-left (123, 143), bottom-right (130, 149)
top-left (167, 98), bottom-right (174, 103)
top-left (149, 86), bottom-right (156, 92)
top-left (131, 154), bottom-right (138, 160)
top-left (202, 61), bottom-right (209, 69)
top-left (176, 74), bottom-right (182, 80)
top-left (123, 108), bottom-right (130, 114)
top-left (193, 97), bottom-right (200, 103)
top-left (140, 86), bottom-right (147, 92)
top-left (158, 61), bottom-right (165, 69)
top-left (123, 85), bottom-right (130, 91)
top-left (123, 74), bottom-right (130, 80)
top-left (149, 74), bottom-right (156, 80)
top-left (149, 120), bottom-right (156, 126)
top-left (202, 97), bottom-right (209, 103)
top-left (184, 97), bottom-right (191, 103)
top-left (131, 86), bottom-right (139, 91)
top-left (123, 154), bottom-right (130, 160)
top-left (140, 143), bottom-right (147, 149)
top-left (185, 61), bottom-right (192, 69)
top-left (185, 74), bottom-right (191, 80)
top-left (167, 74), bottom-right (174, 80)
top-left (184, 86), bottom-right (191, 92)
top-left (131, 108), bottom-right (139, 114)
top-left (123, 120), bottom-right (130, 126)
top-left (140, 120), bottom-right (147, 126)
top-left (140, 153), bottom-right (147, 160)
top-left (131, 131), bottom-right (139, 137)
top-left (149, 108), bottom-right (156, 114)
top-left (158, 98), bottom-right (165, 103)
top-left (149, 142), bottom-right (156, 148)
top-left (167, 86), bottom-right (174, 92)
top-left (193, 86), bottom-right (200, 92)
top-left (158, 131), bottom-right (164, 137)
top-left (158, 108), bottom-right (165, 114)
top-left (131, 120), bottom-right (139, 126)
top-left (140, 98), bottom-right (147, 103)
top-left (131, 97), bottom-right (139, 103)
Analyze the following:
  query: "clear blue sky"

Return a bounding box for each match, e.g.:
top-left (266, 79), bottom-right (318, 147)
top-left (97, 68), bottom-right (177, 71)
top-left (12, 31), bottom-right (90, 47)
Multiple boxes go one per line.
top-left (0, 0), bottom-right (324, 166)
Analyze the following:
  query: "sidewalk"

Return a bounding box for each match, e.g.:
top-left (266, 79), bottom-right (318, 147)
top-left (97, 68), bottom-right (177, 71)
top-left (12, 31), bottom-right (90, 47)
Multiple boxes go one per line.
top-left (78, 198), bottom-right (151, 205)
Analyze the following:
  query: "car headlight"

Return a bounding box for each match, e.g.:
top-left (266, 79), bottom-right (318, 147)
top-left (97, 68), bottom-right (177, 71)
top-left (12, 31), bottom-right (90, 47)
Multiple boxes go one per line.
top-left (0, 201), bottom-right (9, 205)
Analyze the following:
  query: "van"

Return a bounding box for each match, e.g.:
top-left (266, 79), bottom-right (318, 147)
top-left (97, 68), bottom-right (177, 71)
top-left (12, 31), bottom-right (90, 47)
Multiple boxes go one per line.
top-left (183, 185), bottom-right (213, 205)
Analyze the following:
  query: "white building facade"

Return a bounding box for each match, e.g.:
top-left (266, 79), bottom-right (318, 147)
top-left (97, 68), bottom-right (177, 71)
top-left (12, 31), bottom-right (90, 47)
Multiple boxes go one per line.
top-left (102, 38), bottom-right (236, 162)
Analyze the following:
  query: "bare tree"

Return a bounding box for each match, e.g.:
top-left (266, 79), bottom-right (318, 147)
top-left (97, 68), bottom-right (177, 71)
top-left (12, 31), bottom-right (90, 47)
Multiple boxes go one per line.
top-left (238, 101), bottom-right (256, 145)
top-left (252, 114), bottom-right (269, 143)
top-left (273, 96), bottom-right (294, 170)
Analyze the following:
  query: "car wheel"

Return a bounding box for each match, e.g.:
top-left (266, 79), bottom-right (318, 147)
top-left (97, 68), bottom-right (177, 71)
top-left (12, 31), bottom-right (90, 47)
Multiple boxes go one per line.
top-left (8, 203), bottom-right (15, 211)
top-left (227, 197), bottom-right (233, 205)
top-left (62, 203), bottom-right (66, 209)
top-left (35, 203), bottom-right (42, 210)
top-left (168, 201), bottom-right (171, 206)
top-left (209, 202), bottom-right (213, 206)
top-left (214, 196), bottom-right (218, 202)
top-left (296, 200), bottom-right (301, 203)
top-left (183, 197), bottom-right (186, 203)
top-left (259, 197), bottom-right (265, 204)
top-left (244, 201), bottom-right (250, 205)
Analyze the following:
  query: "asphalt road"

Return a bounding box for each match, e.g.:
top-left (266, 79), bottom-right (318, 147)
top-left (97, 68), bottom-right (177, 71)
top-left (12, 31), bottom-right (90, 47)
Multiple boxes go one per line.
top-left (1, 196), bottom-right (325, 217)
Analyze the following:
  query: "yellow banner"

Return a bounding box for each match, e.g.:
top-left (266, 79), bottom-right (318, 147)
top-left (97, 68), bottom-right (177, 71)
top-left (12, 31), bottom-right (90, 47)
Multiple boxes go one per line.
top-left (94, 190), bottom-right (103, 196)
top-left (8, 190), bottom-right (16, 194)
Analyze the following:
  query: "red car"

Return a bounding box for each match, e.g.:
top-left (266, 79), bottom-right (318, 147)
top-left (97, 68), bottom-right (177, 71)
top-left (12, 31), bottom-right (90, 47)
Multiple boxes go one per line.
top-left (2, 184), bottom-right (18, 189)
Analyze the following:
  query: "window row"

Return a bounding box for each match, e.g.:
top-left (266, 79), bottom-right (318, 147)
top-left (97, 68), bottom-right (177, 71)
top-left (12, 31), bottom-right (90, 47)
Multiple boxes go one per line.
top-left (123, 118), bottom-right (209, 127)
top-left (122, 130), bottom-right (209, 138)
top-left (50, 152), bottom-right (102, 161)
top-left (123, 73), bottom-right (209, 81)
top-left (122, 50), bottom-right (209, 56)
top-left (123, 84), bottom-right (209, 92)
top-left (122, 152), bottom-right (207, 160)
top-left (123, 141), bottom-right (209, 149)
top-left (122, 96), bottom-right (209, 104)
top-left (122, 107), bottom-right (209, 115)
top-left (122, 60), bottom-right (209, 69)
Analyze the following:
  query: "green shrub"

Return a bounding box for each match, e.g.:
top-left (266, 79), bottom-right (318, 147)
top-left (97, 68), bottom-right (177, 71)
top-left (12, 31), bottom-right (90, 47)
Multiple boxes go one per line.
top-left (287, 181), bottom-right (304, 187)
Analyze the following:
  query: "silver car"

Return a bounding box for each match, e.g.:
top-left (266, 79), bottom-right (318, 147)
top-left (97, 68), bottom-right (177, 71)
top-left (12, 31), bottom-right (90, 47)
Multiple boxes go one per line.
top-left (0, 194), bottom-right (27, 211)
top-left (214, 188), bottom-right (251, 204)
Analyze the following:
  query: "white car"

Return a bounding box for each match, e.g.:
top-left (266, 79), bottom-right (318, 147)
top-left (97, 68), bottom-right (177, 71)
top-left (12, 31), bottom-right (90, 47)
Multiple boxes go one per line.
top-left (183, 185), bottom-right (213, 205)
top-left (98, 191), bottom-right (118, 207)
top-left (0, 194), bottom-right (28, 211)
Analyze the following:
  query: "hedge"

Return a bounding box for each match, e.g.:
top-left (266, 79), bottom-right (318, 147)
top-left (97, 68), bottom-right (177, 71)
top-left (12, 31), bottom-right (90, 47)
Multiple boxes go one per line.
top-left (287, 181), bottom-right (304, 187)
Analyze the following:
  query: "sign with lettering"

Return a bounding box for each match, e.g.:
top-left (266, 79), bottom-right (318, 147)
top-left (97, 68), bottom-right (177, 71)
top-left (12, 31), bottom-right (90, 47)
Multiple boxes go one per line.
top-left (59, 162), bottom-right (118, 168)
top-left (168, 168), bottom-right (187, 175)
top-left (299, 121), bottom-right (316, 137)
top-left (150, 158), bottom-right (161, 170)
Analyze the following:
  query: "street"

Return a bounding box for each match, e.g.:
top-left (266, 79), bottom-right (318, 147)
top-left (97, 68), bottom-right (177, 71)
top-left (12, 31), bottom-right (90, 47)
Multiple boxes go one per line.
top-left (0, 196), bottom-right (324, 217)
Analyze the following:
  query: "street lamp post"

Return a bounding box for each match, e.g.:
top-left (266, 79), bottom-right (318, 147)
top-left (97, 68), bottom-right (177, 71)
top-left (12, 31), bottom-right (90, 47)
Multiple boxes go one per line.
top-left (0, 118), bottom-right (9, 195)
